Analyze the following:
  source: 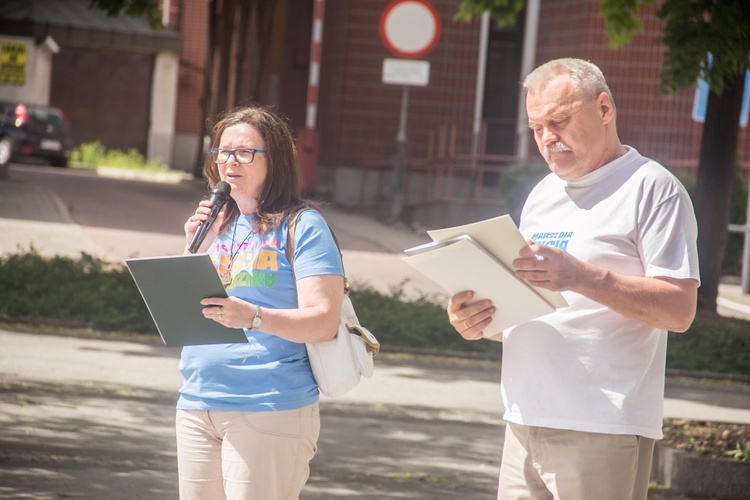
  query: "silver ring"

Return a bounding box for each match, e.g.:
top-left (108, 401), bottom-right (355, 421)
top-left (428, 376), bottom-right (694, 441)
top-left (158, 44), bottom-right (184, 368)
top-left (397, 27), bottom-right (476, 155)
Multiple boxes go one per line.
top-left (463, 320), bottom-right (469, 329)
top-left (219, 312), bottom-right (223, 321)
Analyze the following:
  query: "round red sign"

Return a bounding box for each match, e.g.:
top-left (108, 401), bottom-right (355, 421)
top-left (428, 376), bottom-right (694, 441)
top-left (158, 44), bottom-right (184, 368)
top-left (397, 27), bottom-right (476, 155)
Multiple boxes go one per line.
top-left (379, 0), bottom-right (441, 59)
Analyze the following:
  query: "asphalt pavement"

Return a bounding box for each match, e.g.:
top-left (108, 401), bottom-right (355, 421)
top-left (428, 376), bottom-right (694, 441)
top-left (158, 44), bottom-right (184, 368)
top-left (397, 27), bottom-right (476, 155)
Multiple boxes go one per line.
top-left (1, 164), bottom-right (750, 499)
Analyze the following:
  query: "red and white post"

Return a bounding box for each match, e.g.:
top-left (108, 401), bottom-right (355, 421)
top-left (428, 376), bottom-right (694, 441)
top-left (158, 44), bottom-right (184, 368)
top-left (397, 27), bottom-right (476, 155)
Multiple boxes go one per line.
top-left (298, 0), bottom-right (325, 193)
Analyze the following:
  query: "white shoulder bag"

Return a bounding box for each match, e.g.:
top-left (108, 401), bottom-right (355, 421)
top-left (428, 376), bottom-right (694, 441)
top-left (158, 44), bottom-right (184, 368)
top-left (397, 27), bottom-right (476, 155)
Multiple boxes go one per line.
top-left (287, 208), bottom-right (380, 397)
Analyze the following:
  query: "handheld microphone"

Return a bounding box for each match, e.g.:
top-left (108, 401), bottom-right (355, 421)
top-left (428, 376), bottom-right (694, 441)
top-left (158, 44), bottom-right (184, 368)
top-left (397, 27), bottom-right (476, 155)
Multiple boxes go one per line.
top-left (188, 181), bottom-right (232, 253)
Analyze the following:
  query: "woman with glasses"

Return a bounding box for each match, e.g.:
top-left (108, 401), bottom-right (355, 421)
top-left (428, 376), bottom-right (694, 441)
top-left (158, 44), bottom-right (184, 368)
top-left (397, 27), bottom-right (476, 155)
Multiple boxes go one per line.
top-left (179, 105), bottom-right (344, 499)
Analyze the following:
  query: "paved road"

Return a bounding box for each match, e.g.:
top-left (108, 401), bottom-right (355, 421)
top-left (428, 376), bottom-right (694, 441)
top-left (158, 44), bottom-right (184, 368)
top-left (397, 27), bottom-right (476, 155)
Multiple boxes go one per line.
top-left (4, 324), bottom-right (748, 500)
top-left (1, 164), bottom-right (749, 499)
top-left (0, 326), bottom-right (507, 500)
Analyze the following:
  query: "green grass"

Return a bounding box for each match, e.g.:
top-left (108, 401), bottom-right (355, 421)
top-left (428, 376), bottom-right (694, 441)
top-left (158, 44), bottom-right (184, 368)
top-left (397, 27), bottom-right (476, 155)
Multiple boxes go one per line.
top-left (666, 311), bottom-right (750, 377)
top-left (70, 141), bottom-right (169, 172)
top-left (0, 249), bottom-right (155, 333)
top-left (350, 282), bottom-right (503, 357)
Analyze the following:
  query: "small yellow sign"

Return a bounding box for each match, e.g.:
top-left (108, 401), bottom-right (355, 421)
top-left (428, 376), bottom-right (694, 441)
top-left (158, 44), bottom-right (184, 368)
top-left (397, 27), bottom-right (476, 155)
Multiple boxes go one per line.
top-left (1, 41), bottom-right (28, 85)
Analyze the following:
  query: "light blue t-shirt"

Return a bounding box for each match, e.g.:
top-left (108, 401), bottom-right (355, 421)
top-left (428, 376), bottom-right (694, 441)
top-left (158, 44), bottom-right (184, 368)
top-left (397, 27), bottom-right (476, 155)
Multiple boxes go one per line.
top-left (176, 209), bottom-right (343, 411)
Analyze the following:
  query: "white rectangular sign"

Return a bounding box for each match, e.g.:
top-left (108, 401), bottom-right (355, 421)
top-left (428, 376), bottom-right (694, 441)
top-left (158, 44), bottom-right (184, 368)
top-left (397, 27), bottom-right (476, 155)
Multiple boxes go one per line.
top-left (382, 58), bottom-right (430, 86)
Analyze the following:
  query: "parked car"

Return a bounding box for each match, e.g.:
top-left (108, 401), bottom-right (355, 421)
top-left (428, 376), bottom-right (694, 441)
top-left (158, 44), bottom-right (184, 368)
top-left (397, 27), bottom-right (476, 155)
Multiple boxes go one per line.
top-left (0, 101), bottom-right (74, 168)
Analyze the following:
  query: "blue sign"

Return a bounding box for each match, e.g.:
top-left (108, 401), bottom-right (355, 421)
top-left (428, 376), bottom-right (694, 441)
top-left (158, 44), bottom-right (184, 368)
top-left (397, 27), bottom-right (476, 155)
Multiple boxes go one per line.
top-left (692, 54), bottom-right (750, 127)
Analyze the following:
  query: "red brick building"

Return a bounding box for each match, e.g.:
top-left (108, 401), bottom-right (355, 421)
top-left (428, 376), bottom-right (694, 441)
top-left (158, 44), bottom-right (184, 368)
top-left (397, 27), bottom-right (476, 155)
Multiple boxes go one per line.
top-left (165, 0), bottom-right (748, 221)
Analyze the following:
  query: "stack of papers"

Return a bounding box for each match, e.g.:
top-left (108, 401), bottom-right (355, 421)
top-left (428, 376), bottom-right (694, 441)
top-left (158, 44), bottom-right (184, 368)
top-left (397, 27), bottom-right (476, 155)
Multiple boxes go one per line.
top-left (403, 215), bottom-right (567, 336)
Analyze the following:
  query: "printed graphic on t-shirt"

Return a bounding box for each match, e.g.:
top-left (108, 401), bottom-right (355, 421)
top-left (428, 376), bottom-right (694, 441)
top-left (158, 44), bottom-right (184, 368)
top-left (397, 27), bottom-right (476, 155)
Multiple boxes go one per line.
top-left (214, 237), bottom-right (282, 289)
top-left (531, 231), bottom-right (573, 251)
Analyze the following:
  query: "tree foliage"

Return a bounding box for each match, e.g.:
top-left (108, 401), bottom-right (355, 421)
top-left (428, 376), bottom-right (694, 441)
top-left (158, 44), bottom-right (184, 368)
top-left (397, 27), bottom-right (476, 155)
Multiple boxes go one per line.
top-left (455, 0), bottom-right (525, 25)
top-left (601, 0), bottom-right (750, 95)
top-left (88, 0), bottom-right (163, 29)
top-left (661, 1), bottom-right (750, 94)
top-left (598, 0), bottom-right (651, 48)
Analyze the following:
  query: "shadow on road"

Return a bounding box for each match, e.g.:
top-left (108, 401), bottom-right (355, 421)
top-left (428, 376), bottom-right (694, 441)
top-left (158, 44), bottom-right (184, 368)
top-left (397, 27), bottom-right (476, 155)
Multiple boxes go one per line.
top-left (0, 370), bottom-right (504, 500)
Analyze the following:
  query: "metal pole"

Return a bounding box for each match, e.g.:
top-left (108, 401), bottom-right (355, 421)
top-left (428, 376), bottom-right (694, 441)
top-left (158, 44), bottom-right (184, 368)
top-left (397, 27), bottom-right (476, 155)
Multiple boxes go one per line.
top-left (305, 0), bottom-right (325, 129)
top-left (467, 12), bottom-right (491, 198)
top-left (391, 85), bottom-right (409, 222)
top-left (728, 223), bottom-right (750, 294)
top-left (297, 0), bottom-right (326, 193)
top-left (471, 12), bottom-right (490, 158)
top-left (743, 183), bottom-right (750, 293)
top-left (162, 0), bottom-right (171, 26)
top-left (515, 0), bottom-right (541, 159)
top-left (742, 229), bottom-right (750, 295)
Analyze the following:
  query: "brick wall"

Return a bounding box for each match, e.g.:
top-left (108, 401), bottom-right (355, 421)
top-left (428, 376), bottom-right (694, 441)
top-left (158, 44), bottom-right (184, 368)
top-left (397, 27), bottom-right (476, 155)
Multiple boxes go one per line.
top-left (535, 0), bottom-right (749, 173)
top-left (51, 46), bottom-right (152, 153)
top-left (170, 0), bottom-right (749, 178)
top-left (317, 0), bottom-right (483, 169)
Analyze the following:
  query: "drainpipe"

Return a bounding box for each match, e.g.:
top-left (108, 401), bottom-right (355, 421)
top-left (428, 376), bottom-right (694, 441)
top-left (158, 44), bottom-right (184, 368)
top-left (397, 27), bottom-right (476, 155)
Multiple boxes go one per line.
top-left (515, 0), bottom-right (540, 159)
top-left (471, 12), bottom-right (490, 158)
top-left (162, 0), bottom-right (170, 26)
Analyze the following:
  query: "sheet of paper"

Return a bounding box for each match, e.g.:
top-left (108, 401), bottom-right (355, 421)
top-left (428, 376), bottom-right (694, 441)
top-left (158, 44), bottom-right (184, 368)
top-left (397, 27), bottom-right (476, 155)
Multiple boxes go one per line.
top-left (403, 235), bottom-right (556, 336)
top-left (427, 215), bottom-right (568, 309)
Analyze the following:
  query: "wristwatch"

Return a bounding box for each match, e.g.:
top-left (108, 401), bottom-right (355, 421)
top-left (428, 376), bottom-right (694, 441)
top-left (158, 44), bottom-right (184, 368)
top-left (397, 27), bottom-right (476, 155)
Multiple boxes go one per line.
top-left (250, 304), bottom-right (263, 330)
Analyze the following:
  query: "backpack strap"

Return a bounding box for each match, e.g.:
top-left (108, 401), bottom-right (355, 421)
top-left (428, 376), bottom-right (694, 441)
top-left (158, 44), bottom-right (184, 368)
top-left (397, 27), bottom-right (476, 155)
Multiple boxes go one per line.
top-left (286, 207), bottom-right (350, 295)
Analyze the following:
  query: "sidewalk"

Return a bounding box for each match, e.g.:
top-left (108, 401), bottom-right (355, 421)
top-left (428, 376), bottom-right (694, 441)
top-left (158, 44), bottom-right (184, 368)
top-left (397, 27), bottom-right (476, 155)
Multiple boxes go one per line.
top-left (1, 169), bottom-right (749, 499)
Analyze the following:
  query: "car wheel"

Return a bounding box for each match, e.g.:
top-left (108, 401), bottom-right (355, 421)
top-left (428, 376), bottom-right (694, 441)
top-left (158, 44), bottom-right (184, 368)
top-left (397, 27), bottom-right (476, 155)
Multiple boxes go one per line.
top-left (0, 137), bottom-right (12, 166)
top-left (51, 157), bottom-right (69, 168)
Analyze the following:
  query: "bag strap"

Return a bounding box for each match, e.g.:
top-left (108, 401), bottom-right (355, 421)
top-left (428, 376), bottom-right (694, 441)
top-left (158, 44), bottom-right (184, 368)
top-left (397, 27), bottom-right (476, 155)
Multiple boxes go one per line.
top-left (287, 207), bottom-right (380, 356)
top-left (286, 206), bottom-right (350, 295)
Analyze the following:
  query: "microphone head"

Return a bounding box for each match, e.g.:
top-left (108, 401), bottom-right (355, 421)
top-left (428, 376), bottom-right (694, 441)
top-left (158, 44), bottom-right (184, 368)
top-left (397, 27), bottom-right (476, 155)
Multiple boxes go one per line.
top-left (210, 181), bottom-right (232, 203)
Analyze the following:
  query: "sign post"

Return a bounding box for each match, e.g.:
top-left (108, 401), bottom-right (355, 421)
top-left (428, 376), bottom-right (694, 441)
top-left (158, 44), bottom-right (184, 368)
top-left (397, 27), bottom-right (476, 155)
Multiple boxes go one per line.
top-left (379, 0), bottom-right (440, 221)
top-left (298, 0), bottom-right (326, 193)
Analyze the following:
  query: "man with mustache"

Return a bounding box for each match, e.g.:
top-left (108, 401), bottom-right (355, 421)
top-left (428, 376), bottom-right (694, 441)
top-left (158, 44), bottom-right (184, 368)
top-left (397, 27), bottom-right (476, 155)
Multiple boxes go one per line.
top-left (447, 58), bottom-right (700, 499)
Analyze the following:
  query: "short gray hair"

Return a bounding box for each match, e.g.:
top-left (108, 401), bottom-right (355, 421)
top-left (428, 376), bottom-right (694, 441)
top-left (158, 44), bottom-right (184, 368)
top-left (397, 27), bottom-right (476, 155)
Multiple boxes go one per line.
top-left (523, 58), bottom-right (616, 112)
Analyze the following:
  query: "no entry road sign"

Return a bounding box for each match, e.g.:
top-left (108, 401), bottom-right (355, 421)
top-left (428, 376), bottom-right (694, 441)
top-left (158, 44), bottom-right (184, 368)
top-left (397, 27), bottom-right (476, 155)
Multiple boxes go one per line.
top-left (379, 0), bottom-right (441, 59)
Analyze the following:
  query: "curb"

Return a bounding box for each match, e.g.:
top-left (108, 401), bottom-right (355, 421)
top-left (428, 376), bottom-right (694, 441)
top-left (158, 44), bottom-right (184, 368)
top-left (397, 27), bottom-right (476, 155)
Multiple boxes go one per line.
top-left (717, 295), bottom-right (750, 318)
top-left (95, 166), bottom-right (193, 184)
top-left (652, 442), bottom-right (750, 499)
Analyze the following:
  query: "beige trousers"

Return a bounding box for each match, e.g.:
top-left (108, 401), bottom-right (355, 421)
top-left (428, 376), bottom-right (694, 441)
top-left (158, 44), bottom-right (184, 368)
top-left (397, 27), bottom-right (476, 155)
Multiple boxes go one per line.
top-left (497, 422), bottom-right (655, 500)
top-left (176, 404), bottom-right (320, 500)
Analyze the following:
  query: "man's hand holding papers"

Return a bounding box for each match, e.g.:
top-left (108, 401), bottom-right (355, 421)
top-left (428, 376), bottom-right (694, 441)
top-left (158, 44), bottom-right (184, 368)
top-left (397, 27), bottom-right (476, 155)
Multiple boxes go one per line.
top-left (402, 216), bottom-right (568, 338)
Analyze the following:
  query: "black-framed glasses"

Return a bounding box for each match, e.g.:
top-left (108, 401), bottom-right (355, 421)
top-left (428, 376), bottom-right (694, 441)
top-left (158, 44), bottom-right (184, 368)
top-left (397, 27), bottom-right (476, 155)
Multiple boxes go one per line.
top-left (210, 148), bottom-right (266, 164)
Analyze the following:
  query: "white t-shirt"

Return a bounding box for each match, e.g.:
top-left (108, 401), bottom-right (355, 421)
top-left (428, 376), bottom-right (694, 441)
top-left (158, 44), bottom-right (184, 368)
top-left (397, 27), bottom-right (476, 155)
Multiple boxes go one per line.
top-left (502, 147), bottom-right (699, 439)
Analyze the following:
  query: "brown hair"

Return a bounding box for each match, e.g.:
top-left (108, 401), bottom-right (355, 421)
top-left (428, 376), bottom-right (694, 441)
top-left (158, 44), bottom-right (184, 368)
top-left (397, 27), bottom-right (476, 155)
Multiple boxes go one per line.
top-left (203, 105), bottom-right (308, 235)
